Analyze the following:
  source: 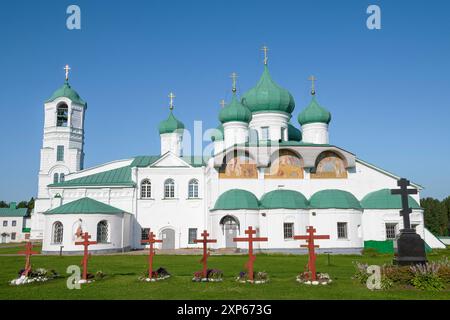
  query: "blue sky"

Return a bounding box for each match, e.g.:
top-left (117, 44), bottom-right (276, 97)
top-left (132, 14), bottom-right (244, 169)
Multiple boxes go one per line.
top-left (0, 0), bottom-right (449, 201)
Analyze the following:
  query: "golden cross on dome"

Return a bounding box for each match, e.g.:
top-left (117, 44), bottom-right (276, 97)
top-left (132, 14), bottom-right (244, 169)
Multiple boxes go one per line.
top-left (220, 99), bottom-right (226, 108)
top-left (308, 75), bottom-right (317, 95)
top-left (230, 72), bottom-right (238, 92)
top-left (168, 92), bottom-right (176, 110)
top-left (64, 64), bottom-right (71, 81)
top-left (261, 45), bottom-right (269, 65)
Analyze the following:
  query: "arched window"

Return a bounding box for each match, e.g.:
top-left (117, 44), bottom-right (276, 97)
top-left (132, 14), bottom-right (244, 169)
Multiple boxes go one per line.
top-left (188, 179), bottom-right (199, 198)
top-left (60, 173), bottom-right (65, 182)
top-left (52, 221), bottom-right (63, 244)
top-left (311, 151), bottom-right (347, 179)
top-left (164, 179), bottom-right (175, 198)
top-left (97, 220), bottom-right (109, 243)
top-left (56, 104), bottom-right (69, 127)
top-left (140, 179), bottom-right (152, 199)
top-left (53, 173), bottom-right (59, 184)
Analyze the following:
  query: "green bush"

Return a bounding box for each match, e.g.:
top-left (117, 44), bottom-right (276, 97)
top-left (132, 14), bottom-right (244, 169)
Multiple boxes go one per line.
top-left (383, 266), bottom-right (413, 284)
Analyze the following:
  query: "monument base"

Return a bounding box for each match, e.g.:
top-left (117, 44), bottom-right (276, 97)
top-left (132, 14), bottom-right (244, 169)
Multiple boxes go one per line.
top-left (393, 229), bottom-right (427, 266)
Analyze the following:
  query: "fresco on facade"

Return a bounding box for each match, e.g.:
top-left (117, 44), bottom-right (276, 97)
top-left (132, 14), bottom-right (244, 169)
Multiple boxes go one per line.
top-left (219, 154), bottom-right (258, 179)
top-left (311, 151), bottom-right (347, 179)
top-left (264, 150), bottom-right (304, 179)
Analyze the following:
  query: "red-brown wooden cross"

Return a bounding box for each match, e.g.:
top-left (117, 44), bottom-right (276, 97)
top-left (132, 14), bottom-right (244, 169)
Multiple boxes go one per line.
top-left (193, 230), bottom-right (217, 278)
top-left (294, 226), bottom-right (330, 281)
top-left (233, 226), bottom-right (268, 281)
top-left (141, 230), bottom-right (162, 279)
top-left (18, 241), bottom-right (39, 277)
top-left (75, 232), bottom-right (97, 280)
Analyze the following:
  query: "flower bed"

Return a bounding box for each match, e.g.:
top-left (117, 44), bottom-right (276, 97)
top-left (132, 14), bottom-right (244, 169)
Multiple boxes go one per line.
top-left (10, 268), bottom-right (59, 286)
top-left (236, 271), bottom-right (268, 284)
top-left (296, 271), bottom-right (332, 285)
top-left (192, 269), bottom-right (223, 282)
top-left (139, 267), bottom-right (171, 282)
top-left (353, 257), bottom-right (450, 291)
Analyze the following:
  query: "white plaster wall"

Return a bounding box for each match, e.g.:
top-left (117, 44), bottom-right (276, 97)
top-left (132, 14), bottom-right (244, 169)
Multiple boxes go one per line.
top-left (0, 217), bottom-right (26, 243)
top-left (249, 112), bottom-right (290, 141)
top-left (160, 132), bottom-right (183, 156)
top-left (223, 122), bottom-right (249, 149)
top-left (301, 122), bottom-right (329, 144)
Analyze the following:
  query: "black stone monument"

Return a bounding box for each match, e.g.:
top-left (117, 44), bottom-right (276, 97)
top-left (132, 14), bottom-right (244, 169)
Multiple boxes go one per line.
top-left (391, 178), bottom-right (427, 266)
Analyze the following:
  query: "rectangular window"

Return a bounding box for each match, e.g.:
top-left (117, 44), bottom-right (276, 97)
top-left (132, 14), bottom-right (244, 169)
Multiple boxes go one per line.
top-left (141, 228), bottom-right (150, 241)
top-left (283, 222), bottom-right (294, 239)
top-left (281, 127), bottom-right (287, 141)
top-left (11, 232), bottom-right (16, 240)
top-left (188, 228), bottom-right (198, 244)
top-left (56, 105), bottom-right (68, 127)
top-left (385, 223), bottom-right (398, 240)
top-left (337, 222), bottom-right (348, 239)
top-left (261, 127), bottom-right (269, 140)
top-left (12, 221), bottom-right (16, 227)
top-left (3, 221), bottom-right (7, 227)
top-left (57, 145), bottom-right (64, 161)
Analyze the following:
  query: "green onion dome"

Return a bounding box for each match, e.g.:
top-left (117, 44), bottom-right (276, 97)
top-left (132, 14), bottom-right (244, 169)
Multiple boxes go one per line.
top-left (288, 122), bottom-right (302, 141)
top-left (46, 80), bottom-right (86, 106)
top-left (298, 96), bottom-right (331, 126)
top-left (219, 93), bottom-right (252, 124)
top-left (158, 111), bottom-right (185, 134)
top-left (241, 65), bottom-right (295, 114)
top-left (260, 190), bottom-right (308, 209)
top-left (211, 124), bottom-right (224, 142)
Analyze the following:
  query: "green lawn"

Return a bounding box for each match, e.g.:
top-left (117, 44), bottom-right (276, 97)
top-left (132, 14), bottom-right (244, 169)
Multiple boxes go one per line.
top-left (0, 243), bottom-right (42, 255)
top-left (0, 250), bottom-right (449, 300)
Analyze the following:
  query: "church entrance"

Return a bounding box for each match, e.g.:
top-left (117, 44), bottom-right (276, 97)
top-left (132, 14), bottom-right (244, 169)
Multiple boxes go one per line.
top-left (220, 215), bottom-right (239, 248)
top-left (161, 228), bottom-right (175, 250)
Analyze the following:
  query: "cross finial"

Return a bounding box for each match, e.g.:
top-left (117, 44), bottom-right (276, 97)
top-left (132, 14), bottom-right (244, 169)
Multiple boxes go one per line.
top-left (64, 64), bottom-right (71, 82)
top-left (220, 99), bottom-right (226, 108)
top-left (168, 92), bottom-right (176, 111)
top-left (308, 75), bottom-right (317, 95)
top-left (261, 45), bottom-right (269, 65)
top-left (230, 72), bottom-right (238, 93)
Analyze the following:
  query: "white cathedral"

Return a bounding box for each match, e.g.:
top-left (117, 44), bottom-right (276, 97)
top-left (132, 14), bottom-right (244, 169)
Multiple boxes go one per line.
top-left (29, 55), bottom-right (445, 254)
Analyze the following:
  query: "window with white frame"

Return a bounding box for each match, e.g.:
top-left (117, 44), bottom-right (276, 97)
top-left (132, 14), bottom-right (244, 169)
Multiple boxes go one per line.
top-left (188, 179), bottom-right (199, 198)
top-left (12, 220), bottom-right (16, 227)
top-left (3, 221), bottom-right (7, 227)
top-left (141, 228), bottom-right (150, 241)
top-left (188, 228), bottom-right (198, 244)
top-left (283, 222), bottom-right (294, 239)
top-left (140, 179), bottom-right (152, 199)
top-left (97, 220), bottom-right (109, 243)
top-left (11, 232), bottom-right (16, 240)
top-left (56, 104), bottom-right (68, 127)
top-left (385, 223), bottom-right (398, 240)
top-left (261, 127), bottom-right (269, 140)
top-left (52, 221), bottom-right (63, 244)
top-left (164, 179), bottom-right (175, 198)
top-left (53, 173), bottom-right (59, 184)
top-left (337, 222), bottom-right (348, 239)
top-left (281, 127), bottom-right (287, 141)
top-left (57, 145), bottom-right (64, 161)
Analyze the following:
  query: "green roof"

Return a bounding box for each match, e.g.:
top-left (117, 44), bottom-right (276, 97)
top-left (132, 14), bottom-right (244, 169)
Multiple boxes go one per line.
top-left (361, 189), bottom-right (421, 209)
top-left (309, 189), bottom-right (362, 209)
top-left (288, 123), bottom-right (302, 142)
top-left (211, 124), bottom-right (224, 142)
top-left (0, 203), bottom-right (28, 217)
top-left (298, 96), bottom-right (331, 125)
top-left (45, 197), bottom-right (125, 215)
top-left (158, 111), bottom-right (185, 134)
top-left (46, 80), bottom-right (86, 106)
top-left (213, 189), bottom-right (260, 211)
top-left (260, 190), bottom-right (308, 209)
top-left (219, 93), bottom-right (252, 124)
top-left (241, 65), bottom-right (295, 114)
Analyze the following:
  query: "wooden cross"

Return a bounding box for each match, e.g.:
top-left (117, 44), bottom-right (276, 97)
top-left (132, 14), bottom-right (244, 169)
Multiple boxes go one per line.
top-left (194, 230), bottom-right (217, 278)
top-left (220, 99), bottom-right (226, 108)
top-left (75, 232), bottom-right (97, 281)
top-left (18, 241), bottom-right (39, 277)
top-left (233, 226), bottom-right (268, 281)
top-left (261, 45), bottom-right (269, 65)
top-left (308, 75), bottom-right (317, 95)
top-left (64, 64), bottom-right (71, 81)
top-left (141, 230), bottom-right (163, 279)
top-left (294, 226), bottom-right (330, 281)
top-left (168, 92), bottom-right (176, 110)
top-left (391, 178), bottom-right (418, 230)
top-left (230, 72), bottom-right (238, 92)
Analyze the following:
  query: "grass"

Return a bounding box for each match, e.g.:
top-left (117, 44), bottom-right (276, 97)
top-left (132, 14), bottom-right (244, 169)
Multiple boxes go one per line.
top-left (0, 243), bottom-right (42, 255)
top-left (0, 250), bottom-right (449, 300)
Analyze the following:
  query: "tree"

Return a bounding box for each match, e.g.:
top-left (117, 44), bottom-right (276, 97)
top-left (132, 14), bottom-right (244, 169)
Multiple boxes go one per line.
top-left (421, 197), bottom-right (448, 236)
top-left (0, 201), bottom-right (8, 208)
top-left (442, 196), bottom-right (450, 236)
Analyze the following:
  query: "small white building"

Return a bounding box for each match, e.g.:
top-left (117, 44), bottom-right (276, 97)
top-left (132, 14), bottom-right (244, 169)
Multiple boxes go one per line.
top-left (30, 54), bottom-right (446, 254)
top-left (0, 203), bottom-right (31, 243)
